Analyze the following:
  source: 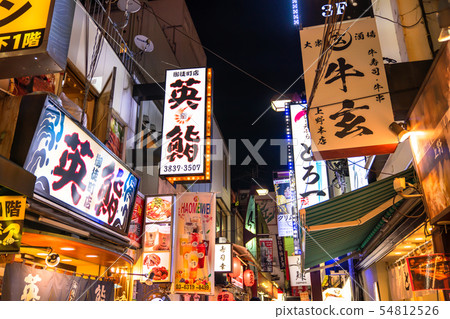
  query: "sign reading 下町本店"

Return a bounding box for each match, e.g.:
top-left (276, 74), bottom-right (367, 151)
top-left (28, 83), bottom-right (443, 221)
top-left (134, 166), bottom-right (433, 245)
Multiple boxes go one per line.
top-left (300, 17), bottom-right (397, 160)
top-left (0, 196), bottom-right (26, 254)
top-left (172, 192), bottom-right (216, 295)
top-left (23, 99), bottom-right (139, 235)
top-left (160, 68), bottom-right (212, 183)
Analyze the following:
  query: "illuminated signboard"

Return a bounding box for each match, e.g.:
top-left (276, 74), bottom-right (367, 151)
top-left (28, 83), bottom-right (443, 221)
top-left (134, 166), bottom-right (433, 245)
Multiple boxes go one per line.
top-left (290, 103), bottom-right (329, 208)
top-left (0, 0), bottom-right (75, 78)
top-left (0, 196), bottom-right (26, 254)
top-left (296, 0), bottom-right (373, 28)
top-left (0, 0), bottom-right (52, 53)
top-left (22, 97), bottom-right (139, 235)
top-left (292, 0), bottom-right (299, 26)
top-left (160, 67), bottom-right (212, 183)
top-left (300, 17), bottom-right (397, 160)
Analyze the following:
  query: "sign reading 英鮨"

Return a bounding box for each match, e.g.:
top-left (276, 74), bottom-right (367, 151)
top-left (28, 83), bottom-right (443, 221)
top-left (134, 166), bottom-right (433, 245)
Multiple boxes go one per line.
top-left (160, 68), bottom-right (212, 183)
top-left (300, 17), bottom-right (397, 160)
top-left (0, 0), bottom-right (52, 53)
top-left (23, 101), bottom-right (139, 235)
top-left (0, 196), bottom-right (26, 254)
top-left (172, 192), bottom-right (216, 295)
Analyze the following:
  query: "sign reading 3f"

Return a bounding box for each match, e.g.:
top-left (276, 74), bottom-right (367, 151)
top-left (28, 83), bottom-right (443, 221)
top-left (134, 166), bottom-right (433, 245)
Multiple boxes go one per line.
top-left (321, 1), bottom-right (347, 17)
top-left (0, 0), bottom-right (52, 53)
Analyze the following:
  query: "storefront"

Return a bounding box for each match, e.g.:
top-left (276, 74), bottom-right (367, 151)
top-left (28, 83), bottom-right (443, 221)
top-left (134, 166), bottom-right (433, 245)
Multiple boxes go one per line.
top-left (0, 93), bottom-right (140, 301)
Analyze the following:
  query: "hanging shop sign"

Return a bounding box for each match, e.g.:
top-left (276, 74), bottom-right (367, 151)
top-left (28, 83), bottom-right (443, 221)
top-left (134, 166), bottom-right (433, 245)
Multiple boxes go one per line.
top-left (2, 262), bottom-right (114, 301)
top-left (260, 238), bottom-right (274, 273)
top-left (296, 0), bottom-right (373, 28)
top-left (255, 196), bottom-right (277, 226)
top-left (172, 192), bottom-right (216, 295)
top-left (276, 235), bottom-right (286, 270)
top-left (127, 192), bottom-right (145, 248)
top-left (142, 194), bottom-right (174, 283)
top-left (407, 254), bottom-right (450, 291)
top-left (18, 95), bottom-right (139, 235)
top-left (408, 42), bottom-right (450, 224)
top-left (214, 243), bottom-right (232, 273)
top-left (0, 0), bottom-right (75, 78)
top-left (300, 17), bottom-right (397, 160)
top-left (290, 103), bottom-right (329, 208)
top-left (160, 67), bottom-right (212, 183)
top-left (273, 178), bottom-right (294, 237)
top-left (245, 195), bottom-right (256, 235)
top-left (347, 156), bottom-right (368, 191)
top-left (0, 196), bottom-right (26, 254)
top-left (288, 255), bottom-right (311, 287)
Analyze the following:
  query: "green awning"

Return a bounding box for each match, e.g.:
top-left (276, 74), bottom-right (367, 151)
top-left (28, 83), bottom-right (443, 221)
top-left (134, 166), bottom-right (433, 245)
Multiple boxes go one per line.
top-left (304, 167), bottom-right (416, 269)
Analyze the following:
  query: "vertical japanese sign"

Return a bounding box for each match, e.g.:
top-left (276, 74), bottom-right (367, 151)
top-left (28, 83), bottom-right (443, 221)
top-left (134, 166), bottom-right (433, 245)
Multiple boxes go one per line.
top-left (260, 238), bottom-right (273, 273)
top-left (288, 255), bottom-right (311, 287)
top-left (0, 196), bottom-right (26, 253)
top-left (245, 195), bottom-right (257, 258)
top-left (276, 235), bottom-right (286, 270)
top-left (172, 192), bottom-right (216, 295)
top-left (408, 42), bottom-right (450, 224)
top-left (214, 243), bottom-right (232, 272)
top-left (160, 68), bottom-right (212, 183)
top-left (0, 0), bottom-right (52, 53)
top-left (290, 103), bottom-right (329, 208)
top-left (127, 192), bottom-right (145, 248)
top-left (300, 17), bottom-right (397, 160)
top-left (142, 195), bottom-right (174, 283)
top-left (23, 102), bottom-right (139, 234)
top-left (273, 178), bottom-right (294, 237)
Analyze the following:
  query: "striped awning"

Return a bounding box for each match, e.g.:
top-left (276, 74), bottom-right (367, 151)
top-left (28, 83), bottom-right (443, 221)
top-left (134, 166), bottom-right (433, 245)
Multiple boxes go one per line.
top-left (304, 168), bottom-right (417, 269)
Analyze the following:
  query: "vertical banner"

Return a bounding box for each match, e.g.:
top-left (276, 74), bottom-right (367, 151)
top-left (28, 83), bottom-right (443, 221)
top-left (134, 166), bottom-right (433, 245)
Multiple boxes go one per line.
top-left (0, 196), bottom-right (26, 254)
top-left (260, 238), bottom-right (274, 272)
top-left (288, 255), bottom-right (311, 287)
top-left (127, 192), bottom-right (145, 248)
top-left (214, 243), bottom-right (232, 272)
top-left (172, 192), bottom-right (216, 295)
top-left (273, 178), bottom-right (294, 237)
top-left (276, 235), bottom-right (286, 270)
top-left (142, 195), bottom-right (174, 283)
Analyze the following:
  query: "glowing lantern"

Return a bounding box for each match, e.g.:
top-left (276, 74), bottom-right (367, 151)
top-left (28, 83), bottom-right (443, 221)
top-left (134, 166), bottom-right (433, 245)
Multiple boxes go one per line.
top-left (217, 290), bottom-right (235, 301)
top-left (229, 257), bottom-right (241, 278)
top-left (243, 269), bottom-right (255, 287)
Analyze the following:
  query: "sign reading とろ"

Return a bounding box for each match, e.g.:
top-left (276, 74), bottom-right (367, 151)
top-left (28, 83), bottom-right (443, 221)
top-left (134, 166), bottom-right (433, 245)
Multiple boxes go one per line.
top-left (260, 238), bottom-right (274, 273)
top-left (300, 17), bottom-right (397, 160)
top-left (0, 196), bottom-right (26, 254)
top-left (290, 103), bottom-right (329, 208)
top-left (23, 100), bottom-right (139, 235)
top-left (0, 0), bottom-right (52, 53)
top-left (172, 192), bottom-right (216, 295)
top-left (160, 68), bottom-right (212, 183)
top-left (214, 243), bottom-right (232, 272)
top-left (142, 195), bottom-right (175, 283)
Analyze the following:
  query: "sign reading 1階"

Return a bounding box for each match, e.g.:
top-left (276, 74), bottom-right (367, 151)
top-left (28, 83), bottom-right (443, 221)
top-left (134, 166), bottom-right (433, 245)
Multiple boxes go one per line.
top-left (0, 196), bottom-right (26, 254)
top-left (160, 67), bottom-right (212, 183)
top-left (0, 0), bottom-right (52, 53)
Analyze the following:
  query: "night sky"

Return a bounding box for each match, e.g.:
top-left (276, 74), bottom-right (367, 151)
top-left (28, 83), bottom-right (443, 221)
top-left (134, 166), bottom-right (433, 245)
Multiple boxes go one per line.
top-left (185, 0), bottom-right (305, 190)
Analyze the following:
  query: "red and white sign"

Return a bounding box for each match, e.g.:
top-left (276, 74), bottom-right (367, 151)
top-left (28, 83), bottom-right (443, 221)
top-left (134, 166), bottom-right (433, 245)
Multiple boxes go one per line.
top-left (300, 17), bottom-right (397, 160)
top-left (260, 238), bottom-right (274, 272)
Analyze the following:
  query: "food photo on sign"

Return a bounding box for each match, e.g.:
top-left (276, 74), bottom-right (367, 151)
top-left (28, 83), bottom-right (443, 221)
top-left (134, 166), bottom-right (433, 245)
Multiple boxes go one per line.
top-left (146, 196), bottom-right (173, 223)
top-left (172, 193), bottom-right (216, 295)
top-left (143, 252), bottom-right (171, 282)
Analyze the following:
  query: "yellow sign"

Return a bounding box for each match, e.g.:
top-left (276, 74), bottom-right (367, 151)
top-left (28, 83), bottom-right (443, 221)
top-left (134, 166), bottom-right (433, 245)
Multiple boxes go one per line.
top-left (0, 0), bottom-right (52, 53)
top-left (0, 195), bottom-right (26, 221)
top-left (0, 196), bottom-right (26, 253)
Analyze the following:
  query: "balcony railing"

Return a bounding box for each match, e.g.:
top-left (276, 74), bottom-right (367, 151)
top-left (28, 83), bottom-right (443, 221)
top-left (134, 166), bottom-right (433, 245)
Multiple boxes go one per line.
top-left (83, 0), bottom-right (147, 83)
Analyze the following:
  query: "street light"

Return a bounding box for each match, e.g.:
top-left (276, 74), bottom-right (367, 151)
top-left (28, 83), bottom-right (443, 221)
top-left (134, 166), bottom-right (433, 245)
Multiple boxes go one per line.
top-left (256, 188), bottom-right (269, 196)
